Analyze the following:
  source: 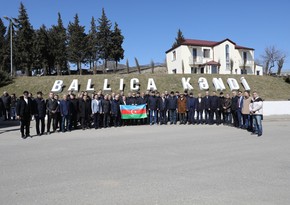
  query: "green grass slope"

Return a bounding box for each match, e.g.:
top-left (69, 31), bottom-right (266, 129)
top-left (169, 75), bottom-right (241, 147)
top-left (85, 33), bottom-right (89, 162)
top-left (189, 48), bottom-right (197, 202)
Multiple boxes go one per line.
top-left (1, 74), bottom-right (290, 100)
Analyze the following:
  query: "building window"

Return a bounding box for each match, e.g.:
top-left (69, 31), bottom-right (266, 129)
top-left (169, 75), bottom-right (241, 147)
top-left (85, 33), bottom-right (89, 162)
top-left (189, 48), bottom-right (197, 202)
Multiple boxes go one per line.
top-left (172, 69), bottom-right (177, 74)
top-left (226, 63), bottom-right (230, 70)
top-left (203, 49), bottom-right (210, 58)
top-left (257, 71), bottom-right (260, 76)
top-left (225, 44), bottom-right (229, 63)
top-left (192, 48), bottom-right (197, 59)
top-left (172, 51), bottom-right (176, 61)
top-left (243, 51), bottom-right (247, 62)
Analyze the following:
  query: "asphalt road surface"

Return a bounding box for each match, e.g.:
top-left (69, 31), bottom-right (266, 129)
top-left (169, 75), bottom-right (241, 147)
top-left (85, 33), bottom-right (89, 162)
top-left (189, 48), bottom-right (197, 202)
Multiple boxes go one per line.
top-left (0, 116), bottom-right (290, 205)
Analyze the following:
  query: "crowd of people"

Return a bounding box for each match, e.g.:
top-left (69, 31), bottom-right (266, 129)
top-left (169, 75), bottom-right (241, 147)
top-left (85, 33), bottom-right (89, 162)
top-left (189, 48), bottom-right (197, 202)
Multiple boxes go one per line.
top-left (0, 89), bottom-right (264, 139)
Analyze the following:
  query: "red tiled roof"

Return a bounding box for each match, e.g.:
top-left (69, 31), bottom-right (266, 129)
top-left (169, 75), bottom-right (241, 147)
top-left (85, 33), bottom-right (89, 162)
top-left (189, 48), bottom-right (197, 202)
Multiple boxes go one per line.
top-left (203, 60), bottom-right (221, 66)
top-left (165, 38), bottom-right (254, 53)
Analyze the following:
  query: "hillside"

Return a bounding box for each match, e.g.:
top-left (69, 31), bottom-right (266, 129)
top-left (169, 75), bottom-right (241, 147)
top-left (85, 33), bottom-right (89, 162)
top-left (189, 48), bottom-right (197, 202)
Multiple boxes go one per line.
top-left (1, 73), bottom-right (290, 100)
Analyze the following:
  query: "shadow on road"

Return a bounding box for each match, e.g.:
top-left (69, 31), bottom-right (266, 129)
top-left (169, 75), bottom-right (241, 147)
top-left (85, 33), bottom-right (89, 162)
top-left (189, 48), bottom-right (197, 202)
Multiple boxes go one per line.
top-left (0, 119), bottom-right (20, 135)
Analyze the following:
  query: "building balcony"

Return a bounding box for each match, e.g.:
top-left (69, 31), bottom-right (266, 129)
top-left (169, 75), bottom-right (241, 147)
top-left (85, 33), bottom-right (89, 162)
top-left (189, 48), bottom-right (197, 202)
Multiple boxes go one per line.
top-left (239, 60), bottom-right (254, 67)
top-left (189, 56), bottom-right (204, 66)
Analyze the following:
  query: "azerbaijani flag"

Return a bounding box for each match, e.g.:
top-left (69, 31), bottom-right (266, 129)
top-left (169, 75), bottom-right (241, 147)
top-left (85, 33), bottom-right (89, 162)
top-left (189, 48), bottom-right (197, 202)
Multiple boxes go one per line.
top-left (120, 104), bottom-right (147, 119)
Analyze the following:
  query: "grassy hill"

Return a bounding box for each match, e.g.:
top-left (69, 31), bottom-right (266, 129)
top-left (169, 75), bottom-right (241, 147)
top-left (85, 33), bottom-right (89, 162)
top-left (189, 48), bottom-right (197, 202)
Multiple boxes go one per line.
top-left (1, 73), bottom-right (290, 100)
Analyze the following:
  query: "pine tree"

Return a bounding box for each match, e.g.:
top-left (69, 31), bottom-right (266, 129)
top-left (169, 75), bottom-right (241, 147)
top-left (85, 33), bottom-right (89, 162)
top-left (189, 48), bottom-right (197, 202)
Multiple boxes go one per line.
top-left (172, 29), bottom-right (185, 48)
top-left (110, 22), bottom-right (124, 73)
top-left (14, 2), bottom-right (34, 76)
top-left (87, 16), bottom-right (98, 74)
top-left (0, 18), bottom-right (7, 71)
top-left (50, 13), bottom-right (67, 75)
top-left (33, 25), bottom-right (50, 75)
top-left (67, 14), bottom-right (87, 75)
top-left (135, 57), bottom-right (141, 74)
top-left (97, 8), bottom-right (112, 73)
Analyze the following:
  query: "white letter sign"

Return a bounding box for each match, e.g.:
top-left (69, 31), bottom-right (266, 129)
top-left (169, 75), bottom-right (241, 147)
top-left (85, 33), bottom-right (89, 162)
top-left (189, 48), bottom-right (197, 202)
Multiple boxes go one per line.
top-left (198, 77), bottom-right (209, 90)
top-left (240, 77), bottom-right (250, 91)
top-left (227, 78), bottom-right (240, 91)
top-left (212, 78), bottom-right (226, 91)
top-left (147, 78), bottom-right (157, 91)
top-left (119, 78), bottom-right (124, 91)
top-left (181, 77), bottom-right (193, 90)
top-left (68, 79), bottom-right (79, 92)
top-left (130, 78), bottom-right (140, 91)
top-left (86, 79), bottom-right (94, 92)
top-left (51, 80), bottom-right (63, 93)
top-left (103, 79), bottom-right (111, 91)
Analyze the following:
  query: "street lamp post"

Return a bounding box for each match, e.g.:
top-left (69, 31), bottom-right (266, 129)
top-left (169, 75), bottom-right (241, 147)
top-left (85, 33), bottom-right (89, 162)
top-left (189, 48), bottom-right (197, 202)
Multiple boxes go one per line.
top-left (3, 16), bottom-right (13, 77)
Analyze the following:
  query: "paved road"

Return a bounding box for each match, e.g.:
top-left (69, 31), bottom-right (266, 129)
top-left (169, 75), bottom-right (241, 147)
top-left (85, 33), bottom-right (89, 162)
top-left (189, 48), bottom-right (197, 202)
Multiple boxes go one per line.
top-left (0, 117), bottom-right (290, 205)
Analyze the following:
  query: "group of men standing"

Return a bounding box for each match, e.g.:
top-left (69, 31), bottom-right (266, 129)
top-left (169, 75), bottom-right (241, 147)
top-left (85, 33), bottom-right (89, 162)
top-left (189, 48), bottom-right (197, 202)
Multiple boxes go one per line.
top-left (0, 89), bottom-right (263, 139)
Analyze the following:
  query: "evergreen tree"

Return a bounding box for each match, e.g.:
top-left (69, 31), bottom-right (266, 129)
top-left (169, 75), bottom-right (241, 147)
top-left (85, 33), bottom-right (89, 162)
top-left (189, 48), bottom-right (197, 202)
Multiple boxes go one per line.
top-left (67, 14), bottom-right (87, 75)
top-left (14, 2), bottom-right (34, 76)
top-left (172, 29), bottom-right (185, 47)
top-left (87, 16), bottom-right (98, 74)
top-left (110, 22), bottom-right (124, 73)
top-left (32, 25), bottom-right (50, 75)
top-left (50, 13), bottom-right (67, 75)
top-left (0, 18), bottom-right (7, 71)
top-left (97, 8), bottom-right (112, 73)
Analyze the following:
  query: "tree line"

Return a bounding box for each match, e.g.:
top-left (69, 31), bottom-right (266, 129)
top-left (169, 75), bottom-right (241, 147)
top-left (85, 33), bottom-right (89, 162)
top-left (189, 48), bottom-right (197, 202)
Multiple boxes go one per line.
top-left (0, 2), bottom-right (124, 76)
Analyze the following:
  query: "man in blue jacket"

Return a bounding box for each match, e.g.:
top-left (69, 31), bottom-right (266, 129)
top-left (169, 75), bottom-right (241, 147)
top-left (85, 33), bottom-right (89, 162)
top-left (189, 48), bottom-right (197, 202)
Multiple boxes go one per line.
top-left (196, 93), bottom-right (205, 124)
top-left (148, 91), bottom-right (159, 125)
top-left (59, 94), bottom-right (72, 132)
top-left (167, 91), bottom-right (178, 125)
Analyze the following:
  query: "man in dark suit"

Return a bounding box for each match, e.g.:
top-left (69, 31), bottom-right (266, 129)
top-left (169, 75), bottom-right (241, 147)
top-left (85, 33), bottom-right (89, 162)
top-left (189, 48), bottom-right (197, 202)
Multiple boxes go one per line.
top-left (46, 92), bottom-right (59, 134)
top-left (167, 91), bottom-right (178, 125)
top-left (158, 93), bottom-right (168, 125)
top-left (231, 91), bottom-right (239, 127)
top-left (203, 91), bottom-right (211, 124)
top-left (209, 91), bottom-right (221, 125)
top-left (196, 93), bottom-right (205, 124)
top-left (186, 92), bottom-right (196, 125)
top-left (79, 95), bottom-right (92, 130)
top-left (148, 91), bottom-right (159, 125)
top-left (33, 91), bottom-right (46, 136)
top-left (16, 91), bottom-right (33, 139)
top-left (69, 94), bottom-right (79, 130)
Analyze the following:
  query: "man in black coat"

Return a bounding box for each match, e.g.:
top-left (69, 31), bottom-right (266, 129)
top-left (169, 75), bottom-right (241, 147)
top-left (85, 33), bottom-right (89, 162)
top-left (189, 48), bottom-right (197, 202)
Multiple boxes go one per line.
top-left (203, 91), bottom-right (211, 124)
top-left (69, 94), bottom-right (79, 130)
top-left (158, 93), bottom-right (168, 125)
top-left (148, 91), bottom-right (159, 125)
top-left (231, 91), bottom-right (239, 127)
top-left (209, 91), bottom-right (221, 125)
top-left (46, 92), bottom-right (59, 134)
top-left (79, 95), bottom-right (92, 130)
top-left (33, 91), bottom-right (46, 136)
top-left (102, 94), bottom-right (111, 128)
top-left (16, 91), bottom-right (33, 139)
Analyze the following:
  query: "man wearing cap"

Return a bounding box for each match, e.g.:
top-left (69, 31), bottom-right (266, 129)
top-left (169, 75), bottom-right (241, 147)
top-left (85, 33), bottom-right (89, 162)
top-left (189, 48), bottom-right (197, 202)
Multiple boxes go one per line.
top-left (16, 91), bottom-right (33, 139)
top-left (33, 91), bottom-right (46, 136)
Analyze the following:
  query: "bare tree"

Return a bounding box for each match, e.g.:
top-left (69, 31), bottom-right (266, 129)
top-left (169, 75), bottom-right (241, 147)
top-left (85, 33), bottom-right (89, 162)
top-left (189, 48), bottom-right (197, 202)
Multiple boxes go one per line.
top-left (151, 60), bottom-right (154, 74)
top-left (230, 59), bottom-right (234, 74)
top-left (261, 46), bottom-right (282, 74)
top-left (126, 59), bottom-right (129, 74)
top-left (181, 60), bottom-right (184, 74)
top-left (277, 55), bottom-right (286, 75)
top-left (135, 57), bottom-right (141, 74)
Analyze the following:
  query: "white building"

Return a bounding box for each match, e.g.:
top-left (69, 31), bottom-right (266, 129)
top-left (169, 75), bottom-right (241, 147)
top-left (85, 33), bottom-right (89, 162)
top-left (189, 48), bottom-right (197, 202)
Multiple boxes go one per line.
top-left (166, 38), bottom-right (263, 75)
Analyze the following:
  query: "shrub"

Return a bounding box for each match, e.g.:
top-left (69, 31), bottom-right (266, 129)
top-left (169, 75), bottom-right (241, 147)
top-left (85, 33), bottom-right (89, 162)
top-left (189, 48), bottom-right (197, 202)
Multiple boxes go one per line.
top-left (0, 70), bottom-right (13, 87)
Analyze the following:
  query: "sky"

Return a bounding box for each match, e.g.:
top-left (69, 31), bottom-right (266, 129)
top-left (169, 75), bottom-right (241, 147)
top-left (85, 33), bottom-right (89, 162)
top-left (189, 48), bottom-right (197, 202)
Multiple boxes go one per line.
top-left (1, 0), bottom-right (290, 71)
